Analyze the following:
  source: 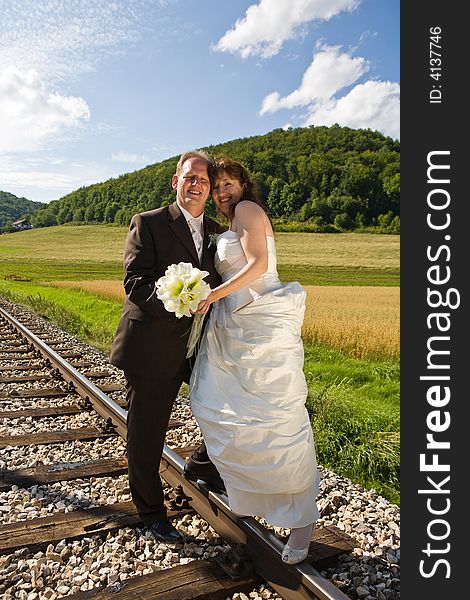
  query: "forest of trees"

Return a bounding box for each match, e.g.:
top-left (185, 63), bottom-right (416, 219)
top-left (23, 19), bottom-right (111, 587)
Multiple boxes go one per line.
top-left (0, 192), bottom-right (45, 232)
top-left (27, 125), bottom-right (400, 233)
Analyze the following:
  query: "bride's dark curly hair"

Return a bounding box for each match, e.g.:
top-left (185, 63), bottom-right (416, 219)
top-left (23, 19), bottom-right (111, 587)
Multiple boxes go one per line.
top-left (212, 158), bottom-right (270, 222)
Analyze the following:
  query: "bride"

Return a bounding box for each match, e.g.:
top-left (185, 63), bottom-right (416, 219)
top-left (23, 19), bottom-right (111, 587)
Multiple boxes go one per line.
top-left (189, 158), bottom-right (320, 565)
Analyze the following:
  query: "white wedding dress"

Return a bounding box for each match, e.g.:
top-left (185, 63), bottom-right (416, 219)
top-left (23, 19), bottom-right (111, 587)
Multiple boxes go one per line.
top-left (190, 231), bottom-right (320, 527)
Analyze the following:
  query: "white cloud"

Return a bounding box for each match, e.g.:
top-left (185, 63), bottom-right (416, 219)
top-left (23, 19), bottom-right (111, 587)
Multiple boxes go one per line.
top-left (214, 0), bottom-right (359, 58)
top-left (260, 45), bottom-right (400, 139)
top-left (0, 2), bottom-right (175, 155)
top-left (305, 80), bottom-right (400, 139)
top-left (0, 66), bottom-right (90, 152)
top-left (0, 169), bottom-right (77, 192)
top-left (0, 155), bottom-right (126, 202)
top-left (0, 0), bottom-right (161, 81)
top-left (111, 151), bottom-right (151, 164)
top-left (260, 44), bottom-right (368, 113)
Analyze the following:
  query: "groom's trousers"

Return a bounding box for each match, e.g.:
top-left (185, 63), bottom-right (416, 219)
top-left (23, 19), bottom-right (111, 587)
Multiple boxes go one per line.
top-left (124, 367), bottom-right (188, 524)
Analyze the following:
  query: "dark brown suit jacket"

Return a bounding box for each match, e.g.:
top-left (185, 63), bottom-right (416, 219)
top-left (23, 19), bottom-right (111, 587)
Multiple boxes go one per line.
top-left (110, 202), bottom-right (224, 379)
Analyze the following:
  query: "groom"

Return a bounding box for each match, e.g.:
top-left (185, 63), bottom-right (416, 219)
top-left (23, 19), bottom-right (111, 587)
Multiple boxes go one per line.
top-left (110, 150), bottom-right (224, 543)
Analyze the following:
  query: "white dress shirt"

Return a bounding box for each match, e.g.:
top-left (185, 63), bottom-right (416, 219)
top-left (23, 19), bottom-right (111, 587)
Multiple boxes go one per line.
top-left (177, 202), bottom-right (204, 261)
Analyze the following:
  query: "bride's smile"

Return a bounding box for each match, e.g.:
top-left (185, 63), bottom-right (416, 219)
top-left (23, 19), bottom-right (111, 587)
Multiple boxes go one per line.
top-left (212, 173), bottom-right (244, 215)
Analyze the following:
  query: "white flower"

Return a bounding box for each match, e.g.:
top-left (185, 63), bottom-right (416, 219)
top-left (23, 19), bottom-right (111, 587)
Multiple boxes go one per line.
top-left (207, 232), bottom-right (219, 249)
top-left (155, 262), bottom-right (210, 318)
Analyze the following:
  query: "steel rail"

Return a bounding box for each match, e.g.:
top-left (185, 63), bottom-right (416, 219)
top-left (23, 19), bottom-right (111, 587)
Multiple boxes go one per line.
top-left (0, 306), bottom-right (128, 438)
top-left (0, 304), bottom-right (350, 600)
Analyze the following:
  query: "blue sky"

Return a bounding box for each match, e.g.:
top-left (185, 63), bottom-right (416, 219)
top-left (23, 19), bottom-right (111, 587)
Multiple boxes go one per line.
top-left (0, 0), bottom-right (399, 203)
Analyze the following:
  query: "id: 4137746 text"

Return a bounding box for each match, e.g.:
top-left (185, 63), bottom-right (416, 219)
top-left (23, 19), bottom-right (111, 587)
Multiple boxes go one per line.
top-left (429, 26), bottom-right (442, 104)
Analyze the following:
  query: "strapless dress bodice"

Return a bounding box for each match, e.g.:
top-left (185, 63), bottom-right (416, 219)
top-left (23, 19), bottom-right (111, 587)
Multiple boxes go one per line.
top-left (214, 231), bottom-right (281, 311)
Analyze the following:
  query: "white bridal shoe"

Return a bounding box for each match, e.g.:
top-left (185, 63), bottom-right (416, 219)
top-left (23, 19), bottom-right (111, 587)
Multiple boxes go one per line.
top-left (281, 542), bottom-right (310, 565)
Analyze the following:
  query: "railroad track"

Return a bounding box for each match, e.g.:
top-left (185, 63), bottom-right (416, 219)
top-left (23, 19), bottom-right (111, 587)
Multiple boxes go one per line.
top-left (0, 299), bottom-right (363, 600)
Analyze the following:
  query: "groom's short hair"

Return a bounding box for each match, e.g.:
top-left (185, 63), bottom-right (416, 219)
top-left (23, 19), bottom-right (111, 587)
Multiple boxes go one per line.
top-left (176, 150), bottom-right (215, 175)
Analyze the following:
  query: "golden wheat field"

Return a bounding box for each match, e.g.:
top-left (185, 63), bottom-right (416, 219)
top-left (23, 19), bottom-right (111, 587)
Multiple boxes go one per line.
top-left (52, 280), bottom-right (399, 359)
top-left (303, 286), bottom-right (399, 359)
top-left (53, 280), bottom-right (126, 302)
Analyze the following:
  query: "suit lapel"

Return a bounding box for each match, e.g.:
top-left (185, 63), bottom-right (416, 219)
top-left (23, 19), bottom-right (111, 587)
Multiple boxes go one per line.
top-left (167, 202), bottom-right (199, 264)
top-left (201, 218), bottom-right (219, 273)
top-left (201, 218), bottom-right (210, 264)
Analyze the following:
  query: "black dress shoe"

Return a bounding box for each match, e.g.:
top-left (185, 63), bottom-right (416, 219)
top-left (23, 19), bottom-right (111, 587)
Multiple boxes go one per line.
top-left (146, 519), bottom-right (183, 543)
top-left (183, 456), bottom-right (226, 493)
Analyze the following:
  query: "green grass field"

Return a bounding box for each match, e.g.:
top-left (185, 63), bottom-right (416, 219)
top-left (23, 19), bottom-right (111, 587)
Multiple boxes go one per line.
top-left (0, 225), bottom-right (399, 286)
top-left (304, 344), bottom-right (399, 503)
top-left (0, 225), bottom-right (400, 503)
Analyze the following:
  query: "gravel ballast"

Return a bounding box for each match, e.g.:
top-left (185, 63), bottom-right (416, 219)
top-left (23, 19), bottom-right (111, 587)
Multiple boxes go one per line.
top-left (0, 297), bottom-right (400, 599)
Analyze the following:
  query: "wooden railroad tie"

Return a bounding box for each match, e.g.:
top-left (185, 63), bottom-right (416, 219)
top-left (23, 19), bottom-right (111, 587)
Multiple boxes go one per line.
top-left (0, 404), bottom-right (83, 420)
top-left (298, 525), bottom-right (357, 569)
top-left (0, 501), bottom-right (192, 556)
top-left (66, 559), bottom-right (263, 600)
top-left (0, 419), bottom-right (183, 450)
top-left (0, 364), bottom-right (48, 371)
top-left (0, 387), bottom-right (72, 400)
top-left (0, 374), bottom-right (53, 383)
top-left (57, 351), bottom-right (84, 359)
top-left (0, 427), bottom-right (117, 449)
top-left (0, 382), bottom-right (124, 402)
top-left (0, 457), bottom-right (129, 492)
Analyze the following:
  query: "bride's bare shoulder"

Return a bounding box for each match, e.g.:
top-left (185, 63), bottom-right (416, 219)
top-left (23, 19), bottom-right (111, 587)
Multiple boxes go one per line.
top-left (234, 200), bottom-right (266, 220)
top-left (233, 201), bottom-right (272, 235)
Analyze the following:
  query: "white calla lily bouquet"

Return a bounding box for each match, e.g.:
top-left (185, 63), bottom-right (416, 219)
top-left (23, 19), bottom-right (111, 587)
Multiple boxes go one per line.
top-left (155, 262), bottom-right (211, 357)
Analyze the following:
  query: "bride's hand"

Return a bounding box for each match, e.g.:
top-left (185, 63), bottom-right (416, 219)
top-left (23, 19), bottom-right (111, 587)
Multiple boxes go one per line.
top-left (197, 292), bottom-right (215, 315)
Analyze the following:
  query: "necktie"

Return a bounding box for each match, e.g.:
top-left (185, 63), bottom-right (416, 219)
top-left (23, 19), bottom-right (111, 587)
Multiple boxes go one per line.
top-left (189, 218), bottom-right (203, 261)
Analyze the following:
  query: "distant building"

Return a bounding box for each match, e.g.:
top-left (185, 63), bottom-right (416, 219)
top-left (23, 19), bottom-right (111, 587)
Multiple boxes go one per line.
top-left (11, 219), bottom-right (33, 231)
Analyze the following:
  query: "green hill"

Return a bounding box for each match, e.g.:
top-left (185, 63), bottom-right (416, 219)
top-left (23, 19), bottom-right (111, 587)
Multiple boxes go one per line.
top-left (0, 191), bottom-right (46, 229)
top-left (30, 125), bottom-right (400, 233)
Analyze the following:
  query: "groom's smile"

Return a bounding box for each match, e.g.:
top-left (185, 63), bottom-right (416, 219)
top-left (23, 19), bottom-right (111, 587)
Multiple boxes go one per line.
top-left (172, 157), bottom-right (211, 216)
